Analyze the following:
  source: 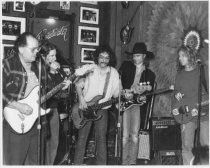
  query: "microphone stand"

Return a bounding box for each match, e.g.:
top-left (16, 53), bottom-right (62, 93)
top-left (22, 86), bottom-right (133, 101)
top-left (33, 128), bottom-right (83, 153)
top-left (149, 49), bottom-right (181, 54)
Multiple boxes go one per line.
top-left (37, 57), bottom-right (43, 165)
top-left (115, 76), bottom-right (122, 165)
top-left (193, 62), bottom-right (203, 164)
top-left (59, 76), bottom-right (75, 165)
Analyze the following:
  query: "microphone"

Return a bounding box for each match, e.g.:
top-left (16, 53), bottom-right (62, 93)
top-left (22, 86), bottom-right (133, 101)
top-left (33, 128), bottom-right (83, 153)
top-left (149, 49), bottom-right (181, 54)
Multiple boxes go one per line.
top-left (50, 61), bottom-right (64, 77)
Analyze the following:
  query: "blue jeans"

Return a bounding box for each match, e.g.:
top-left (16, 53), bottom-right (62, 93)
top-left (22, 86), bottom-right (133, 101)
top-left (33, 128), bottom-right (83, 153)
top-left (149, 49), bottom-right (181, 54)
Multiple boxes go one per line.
top-left (45, 108), bottom-right (59, 165)
top-left (3, 120), bottom-right (38, 165)
top-left (74, 109), bottom-right (108, 165)
top-left (181, 120), bottom-right (209, 165)
top-left (122, 105), bottom-right (140, 165)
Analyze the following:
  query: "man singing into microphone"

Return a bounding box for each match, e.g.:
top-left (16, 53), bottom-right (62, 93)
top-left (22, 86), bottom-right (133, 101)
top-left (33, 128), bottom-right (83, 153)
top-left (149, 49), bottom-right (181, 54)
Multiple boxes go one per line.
top-left (39, 41), bottom-right (71, 165)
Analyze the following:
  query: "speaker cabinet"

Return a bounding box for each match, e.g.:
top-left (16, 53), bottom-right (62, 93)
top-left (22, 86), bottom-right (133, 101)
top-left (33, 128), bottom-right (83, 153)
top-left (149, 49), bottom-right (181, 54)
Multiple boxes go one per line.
top-left (152, 117), bottom-right (181, 150)
top-left (155, 150), bottom-right (182, 165)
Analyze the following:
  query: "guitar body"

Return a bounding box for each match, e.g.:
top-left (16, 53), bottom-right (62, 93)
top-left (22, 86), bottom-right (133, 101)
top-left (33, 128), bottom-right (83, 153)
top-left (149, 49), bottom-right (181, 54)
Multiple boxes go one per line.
top-left (121, 94), bottom-right (146, 111)
top-left (72, 95), bottom-right (103, 129)
top-left (72, 87), bottom-right (173, 129)
top-left (120, 23), bottom-right (134, 45)
top-left (173, 98), bottom-right (209, 124)
top-left (3, 86), bottom-right (51, 134)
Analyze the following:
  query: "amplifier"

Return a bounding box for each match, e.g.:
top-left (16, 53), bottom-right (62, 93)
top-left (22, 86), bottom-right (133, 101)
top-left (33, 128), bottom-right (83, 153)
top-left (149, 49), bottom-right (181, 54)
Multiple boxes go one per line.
top-left (152, 117), bottom-right (181, 150)
top-left (155, 150), bottom-right (182, 165)
top-left (152, 117), bottom-right (176, 126)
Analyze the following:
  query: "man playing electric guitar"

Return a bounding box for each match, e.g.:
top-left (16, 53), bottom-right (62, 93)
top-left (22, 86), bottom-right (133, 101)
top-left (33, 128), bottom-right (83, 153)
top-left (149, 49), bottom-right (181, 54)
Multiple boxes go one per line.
top-left (171, 45), bottom-right (209, 165)
top-left (119, 42), bottom-right (155, 165)
top-left (2, 33), bottom-right (71, 165)
top-left (3, 32), bottom-right (49, 165)
top-left (73, 45), bottom-right (121, 165)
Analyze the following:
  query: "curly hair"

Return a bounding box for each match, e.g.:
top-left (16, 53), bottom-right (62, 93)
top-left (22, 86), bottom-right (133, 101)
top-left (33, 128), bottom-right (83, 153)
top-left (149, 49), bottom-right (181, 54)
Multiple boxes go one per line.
top-left (93, 45), bottom-right (116, 67)
top-left (177, 45), bottom-right (197, 70)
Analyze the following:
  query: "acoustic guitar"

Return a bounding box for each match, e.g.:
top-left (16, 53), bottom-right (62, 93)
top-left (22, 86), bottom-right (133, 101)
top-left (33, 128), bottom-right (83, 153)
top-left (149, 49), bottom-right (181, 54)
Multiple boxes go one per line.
top-left (120, 2), bottom-right (144, 44)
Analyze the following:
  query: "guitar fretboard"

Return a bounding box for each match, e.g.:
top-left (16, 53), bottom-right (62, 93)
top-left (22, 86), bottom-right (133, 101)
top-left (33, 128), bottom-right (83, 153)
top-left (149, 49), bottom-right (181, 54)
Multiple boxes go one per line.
top-left (92, 98), bottom-right (119, 110)
top-left (41, 74), bottom-right (76, 104)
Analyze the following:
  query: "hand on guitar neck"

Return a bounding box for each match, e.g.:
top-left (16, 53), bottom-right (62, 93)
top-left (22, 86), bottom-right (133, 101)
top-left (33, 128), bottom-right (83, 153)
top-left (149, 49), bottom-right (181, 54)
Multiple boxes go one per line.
top-left (123, 82), bottom-right (152, 100)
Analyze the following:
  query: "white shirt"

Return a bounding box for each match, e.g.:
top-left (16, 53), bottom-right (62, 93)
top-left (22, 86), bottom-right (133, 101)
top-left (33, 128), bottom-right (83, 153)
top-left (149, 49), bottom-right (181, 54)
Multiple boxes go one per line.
top-left (75, 64), bottom-right (120, 109)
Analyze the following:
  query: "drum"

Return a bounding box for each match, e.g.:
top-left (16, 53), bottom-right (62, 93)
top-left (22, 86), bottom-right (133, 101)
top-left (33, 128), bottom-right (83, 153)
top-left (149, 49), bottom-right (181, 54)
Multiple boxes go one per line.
top-left (138, 130), bottom-right (150, 160)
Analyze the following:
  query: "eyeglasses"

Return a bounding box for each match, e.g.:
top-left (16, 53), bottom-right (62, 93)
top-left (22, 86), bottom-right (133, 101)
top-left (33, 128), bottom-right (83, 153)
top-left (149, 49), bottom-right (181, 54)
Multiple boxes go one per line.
top-left (27, 47), bottom-right (41, 53)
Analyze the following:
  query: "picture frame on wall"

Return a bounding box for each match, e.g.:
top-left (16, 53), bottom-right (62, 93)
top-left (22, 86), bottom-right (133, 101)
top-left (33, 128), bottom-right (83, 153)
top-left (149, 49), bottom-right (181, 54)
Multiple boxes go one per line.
top-left (2, 1), bottom-right (10, 13)
top-left (60, 1), bottom-right (70, 10)
top-left (78, 26), bottom-right (99, 46)
top-left (80, 1), bottom-right (98, 5)
top-left (13, 1), bottom-right (25, 12)
top-left (80, 7), bottom-right (99, 24)
top-left (2, 44), bottom-right (15, 59)
top-left (2, 16), bottom-right (26, 40)
top-left (81, 48), bottom-right (96, 63)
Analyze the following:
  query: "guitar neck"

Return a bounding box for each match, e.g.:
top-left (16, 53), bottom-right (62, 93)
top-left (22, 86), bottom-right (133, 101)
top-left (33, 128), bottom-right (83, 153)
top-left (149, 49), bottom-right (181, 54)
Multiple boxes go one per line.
top-left (41, 83), bottom-right (64, 104)
top-left (93, 98), bottom-right (119, 110)
top-left (41, 74), bottom-right (77, 104)
top-left (137, 88), bottom-right (174, 97)
top-left (129, 2), bottom-right (143, 24)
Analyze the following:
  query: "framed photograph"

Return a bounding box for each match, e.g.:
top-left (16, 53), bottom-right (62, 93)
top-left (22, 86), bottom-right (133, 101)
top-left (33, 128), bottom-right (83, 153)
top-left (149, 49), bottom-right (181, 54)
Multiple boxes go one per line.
top-left (78, 26), bottom-right (99, 46)
top-left (2, 16), bottom-right (26, 40)
top-left (2, 1), bottom-right (10, 13)
top-left (80, 7), bottom-right (99, 24)
top-left (60, 1), bottom-right (70, 10)
top-left (80, 1), bottom-right (98, 5)
top-left (81, 48), bottom-right (96, 63)
top-left (2, 44), bottom-right (15, 59)
top-left (13, 1), bottom-right (25, 12)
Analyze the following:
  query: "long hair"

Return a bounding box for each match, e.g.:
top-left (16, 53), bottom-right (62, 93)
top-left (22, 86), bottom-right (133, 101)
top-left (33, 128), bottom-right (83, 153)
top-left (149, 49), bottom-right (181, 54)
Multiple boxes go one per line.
top-left (39, 42), bottom-right (57, 57)
top-left (93, 45), bottom-right (116, 67)
top-left (177, 45), bottom-right (197, 70)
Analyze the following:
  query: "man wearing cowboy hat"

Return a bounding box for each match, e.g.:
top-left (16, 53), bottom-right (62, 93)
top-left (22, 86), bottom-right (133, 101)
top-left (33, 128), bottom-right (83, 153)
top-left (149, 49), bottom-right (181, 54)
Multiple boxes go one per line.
top-left (119, 42), bottom-right (155, 165)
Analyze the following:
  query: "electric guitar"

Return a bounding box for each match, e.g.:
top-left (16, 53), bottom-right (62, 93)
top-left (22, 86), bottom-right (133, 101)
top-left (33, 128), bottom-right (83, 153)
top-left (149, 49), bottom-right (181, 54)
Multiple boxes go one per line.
top-left (72, 87), bottom-right (173, 129)
top-left (120, 2), bottom-right (144, 44)
top-left (3, 65), bottom-right (96, 134)
top-left (172, 99), bottom-right (209, 124)
top-left (3, 74), bottom-right (78, 134)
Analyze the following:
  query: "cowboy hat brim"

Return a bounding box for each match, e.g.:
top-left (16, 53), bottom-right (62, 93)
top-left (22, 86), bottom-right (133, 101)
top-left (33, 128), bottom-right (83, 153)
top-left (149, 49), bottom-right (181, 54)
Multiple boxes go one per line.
top-left (125, 51), bottom-right (155, 60)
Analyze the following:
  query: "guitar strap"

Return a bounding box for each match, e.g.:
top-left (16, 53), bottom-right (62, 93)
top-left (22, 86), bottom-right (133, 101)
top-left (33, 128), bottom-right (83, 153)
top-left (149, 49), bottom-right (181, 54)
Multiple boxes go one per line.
top-left (102, 67), bottom-right (111, 98)
top-left (201, 65), bottom-right (208, 93)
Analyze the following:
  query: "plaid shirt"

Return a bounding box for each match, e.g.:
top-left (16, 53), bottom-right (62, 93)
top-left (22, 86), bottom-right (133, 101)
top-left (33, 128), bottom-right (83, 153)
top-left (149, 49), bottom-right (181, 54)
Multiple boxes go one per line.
top-left (2, 53), bottom-right (47, 108)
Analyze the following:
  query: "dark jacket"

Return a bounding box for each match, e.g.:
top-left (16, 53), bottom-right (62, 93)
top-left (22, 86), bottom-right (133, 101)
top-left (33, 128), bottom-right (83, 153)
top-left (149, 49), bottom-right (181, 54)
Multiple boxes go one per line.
top-left (119, 61), bottom-right (156, 129)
